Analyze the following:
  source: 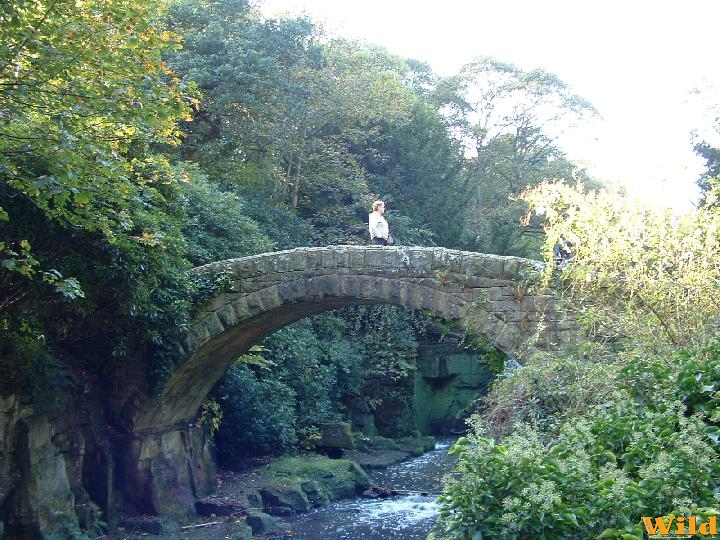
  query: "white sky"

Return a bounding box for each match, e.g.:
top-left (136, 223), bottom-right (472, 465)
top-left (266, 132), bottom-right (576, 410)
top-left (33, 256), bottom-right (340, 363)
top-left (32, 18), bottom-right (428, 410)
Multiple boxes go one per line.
top-left (259, 0), bottom-right (720, 210)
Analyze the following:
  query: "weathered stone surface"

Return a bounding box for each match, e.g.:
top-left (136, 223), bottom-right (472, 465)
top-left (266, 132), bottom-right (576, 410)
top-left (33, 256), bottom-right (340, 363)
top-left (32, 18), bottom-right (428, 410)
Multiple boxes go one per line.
top-left (259, 484), bottom-right (310, 515)
top-left (195, 495), bottom-right (244, 517)
top-left (317, 422), bottom-right (355, 449)
top-left (245, 510), bottom-right (280, 535)
top-left (229, 521), bottom-right (253, 540)
top-left (0, 388), bottom-right (112, 539)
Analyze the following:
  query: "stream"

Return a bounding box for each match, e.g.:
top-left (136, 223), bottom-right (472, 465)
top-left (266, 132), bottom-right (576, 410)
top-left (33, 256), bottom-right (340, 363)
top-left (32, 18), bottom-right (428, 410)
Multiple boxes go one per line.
top-left (286, 438), bottom-right (458, 539)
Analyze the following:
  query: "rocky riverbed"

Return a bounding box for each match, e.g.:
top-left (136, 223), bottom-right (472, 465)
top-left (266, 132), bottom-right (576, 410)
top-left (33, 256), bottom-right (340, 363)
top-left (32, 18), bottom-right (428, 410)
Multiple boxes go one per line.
top-left (98, 435), bottom-right (438, 539)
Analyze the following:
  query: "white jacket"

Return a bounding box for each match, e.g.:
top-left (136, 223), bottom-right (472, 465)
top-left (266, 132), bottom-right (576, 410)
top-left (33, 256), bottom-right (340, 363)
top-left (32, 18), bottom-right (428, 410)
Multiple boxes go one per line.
top-left (368, 211), bottom-right (388, 239)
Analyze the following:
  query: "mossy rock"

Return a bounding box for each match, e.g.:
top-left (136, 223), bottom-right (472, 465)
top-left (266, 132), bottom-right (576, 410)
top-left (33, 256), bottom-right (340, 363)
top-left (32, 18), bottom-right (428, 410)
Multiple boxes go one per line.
top-left (245, 510), bottom-right (275, 534)
top-left (229, 520), bottom-right (253, 540)
top-left (355, 435), bottom-right (401, 452)
top-left (395, 436), bottom-right (437, 455)
top-left (259, 455), bottom-right (370, 503)
top-left (300, 480), bottom-right (330, 508)
top-left (259, 482), bottom-right (310, 515)
top-left (317, 422), bottom-right (355, 449)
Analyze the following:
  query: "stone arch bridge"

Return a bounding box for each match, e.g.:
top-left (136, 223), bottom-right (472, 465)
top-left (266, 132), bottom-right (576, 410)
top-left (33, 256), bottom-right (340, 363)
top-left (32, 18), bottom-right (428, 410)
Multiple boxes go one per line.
top-left (119, 246), bottom-right (577, 515)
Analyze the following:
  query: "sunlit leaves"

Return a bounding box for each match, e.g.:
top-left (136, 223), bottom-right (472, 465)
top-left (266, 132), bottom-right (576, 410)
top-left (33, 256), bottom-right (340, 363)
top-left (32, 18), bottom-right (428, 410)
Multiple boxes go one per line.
top-left (0, 0), bottom-right (193, 239)
top-left (522, 180), bottom-right (720, 350)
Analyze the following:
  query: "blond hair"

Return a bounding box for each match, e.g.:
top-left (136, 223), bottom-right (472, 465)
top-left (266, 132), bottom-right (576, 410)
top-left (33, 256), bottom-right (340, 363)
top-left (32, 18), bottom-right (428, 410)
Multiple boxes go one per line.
top-left (372, 200), bottom-right (384, 211)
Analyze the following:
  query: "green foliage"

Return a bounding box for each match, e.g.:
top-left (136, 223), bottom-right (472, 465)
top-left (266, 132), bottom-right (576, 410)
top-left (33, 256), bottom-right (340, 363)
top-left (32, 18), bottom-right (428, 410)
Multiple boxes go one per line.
top-left (214, 363), bottom-right (298, 465)
top-left (0, 0), bottom-right (197, 389)
top-left (694, 140), bottom-right (720, 206)
top-left (44, 506), bottom-right (106, 540)
top-left (435, 181), bottom-right (720, 539)
top-left (177, 164), bottom-right (275, 265)
top-left (262, 321), bottom-right (344, 428)
top-left (522, 180), bottom-right (720, 351)
top-left (480, 355), bottom-right (618, 439)
top-left (434, 57), bottom-right (599, 257)
top-left (0, 0), bottom-right (192, 241)
top-left (195, 398), bottom-right (223, 437)
top-left (211, 305), bottom-right (435, 463)
top-left (437, 374), bottom-right (720, 539)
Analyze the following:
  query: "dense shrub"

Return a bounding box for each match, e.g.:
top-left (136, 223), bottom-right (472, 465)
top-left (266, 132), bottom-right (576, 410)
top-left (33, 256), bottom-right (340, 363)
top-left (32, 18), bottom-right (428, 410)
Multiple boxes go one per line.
top-left (213, 364), bottom-right (298, 466)
top-left (436, 376), bottom-right (720, 539)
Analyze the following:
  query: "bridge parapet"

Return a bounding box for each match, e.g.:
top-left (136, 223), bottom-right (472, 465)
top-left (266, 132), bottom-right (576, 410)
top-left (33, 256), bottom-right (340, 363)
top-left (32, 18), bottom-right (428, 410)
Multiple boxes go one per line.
top-left (186, 246), bottom-right (551, 361)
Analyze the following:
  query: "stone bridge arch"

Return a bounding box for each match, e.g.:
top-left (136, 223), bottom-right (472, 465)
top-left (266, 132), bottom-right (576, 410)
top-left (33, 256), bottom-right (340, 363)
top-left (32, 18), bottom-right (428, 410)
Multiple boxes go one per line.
top-left (134, 246), bottom-right (572, 433)
top-left (118, 246), bottom-right (579, 516)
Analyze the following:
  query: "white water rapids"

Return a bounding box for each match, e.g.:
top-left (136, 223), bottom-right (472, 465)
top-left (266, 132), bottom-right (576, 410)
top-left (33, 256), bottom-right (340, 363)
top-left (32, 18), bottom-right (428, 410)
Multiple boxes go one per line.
top-left (287, 439), bottom-right (457, 539)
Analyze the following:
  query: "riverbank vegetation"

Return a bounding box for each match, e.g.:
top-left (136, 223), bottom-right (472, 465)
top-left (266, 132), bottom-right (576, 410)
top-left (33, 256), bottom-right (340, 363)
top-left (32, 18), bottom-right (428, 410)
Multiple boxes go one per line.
top-left (1, 0), bottom-right (718, 538)
top-left (435, 182), bottom-right (720, 538)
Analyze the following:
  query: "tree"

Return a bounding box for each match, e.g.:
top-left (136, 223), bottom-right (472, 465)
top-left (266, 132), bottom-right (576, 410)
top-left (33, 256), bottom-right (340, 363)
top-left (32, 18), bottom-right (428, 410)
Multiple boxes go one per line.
top-left (694, 141), bottom-right (720, 207)
top-left (0, 0), bottom-right (194, 386)
top-left (522, 179), bottom-right (720, 352)
top-left (434, 57), bottom-right (598, 256)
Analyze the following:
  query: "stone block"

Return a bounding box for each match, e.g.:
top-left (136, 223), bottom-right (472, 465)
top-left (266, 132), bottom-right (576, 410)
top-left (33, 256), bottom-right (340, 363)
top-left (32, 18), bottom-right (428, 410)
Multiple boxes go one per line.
top-left (253, 255), bottom-right (270, 276)
top-left (321, 249), bottom-right (337, 268)
top-left (365, 248), bottom-right (392, 268)
top-left (258, 286), bottom-right (282, 311)
top-left (461, 253), bottom-right (485, 275)
top-left (358, 276), bottom-right (376, 299)
top-left (290, 278), bottom-right (310, 302)
top-left (337, 274), bottom-right (357, 297)
top-left (277, 281), bottom-right (296, 304)
top-left (482, 255), bottom-right (505, 279)
top-left (502, 257), bottom-right (523, 279)
top-left (231, 296), bottom-right (250, 320)
top-left (494, 323), bottom-right (524, 352)
top-left (190, 319), bottom-right (211, 343)
top-left (215, 303), bottom-right (238, 329)
top-left (204, 312), bottom-right (225, 337)
top-left (485, 286), bottom-right (505, 301)
top-left (230, 258), bottom-right (255, 278)
top-left (319, 274), bottom-right (340, 297)
top-left (245, 293), bottom-right (264, 315)
top-left (335, 248), bottom-right (350, 268)
top-left (406, 248), bottom-right (433, 275)
top-left (287, 250), bottom-right (307, 272)
top-left (348, 248), bottom-right (365, 268)
top-left (442, 249), bottom-right (464, 272)
top-left (317, 422), bottom-right (355, 449)
top-left (306, 248), bottom-right (324, 270)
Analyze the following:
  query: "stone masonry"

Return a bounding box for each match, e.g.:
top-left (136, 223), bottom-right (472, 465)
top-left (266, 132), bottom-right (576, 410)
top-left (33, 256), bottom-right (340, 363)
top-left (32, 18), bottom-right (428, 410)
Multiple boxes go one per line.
top-left (116, 246), bottom-right (579, 519)
top-left (131, 245), bottom-right (576, 433)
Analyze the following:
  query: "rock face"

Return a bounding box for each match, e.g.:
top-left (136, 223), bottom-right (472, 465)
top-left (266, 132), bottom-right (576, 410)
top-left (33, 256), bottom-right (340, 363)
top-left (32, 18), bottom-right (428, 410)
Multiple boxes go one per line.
top-left (0, 390), bottom-right (110, 539)
top-left (0, 386), bottom-right (215, 538)
top-left (114, 426), bottom-right (215, 518)
top-left (414, 337), bottom-right (494, 435)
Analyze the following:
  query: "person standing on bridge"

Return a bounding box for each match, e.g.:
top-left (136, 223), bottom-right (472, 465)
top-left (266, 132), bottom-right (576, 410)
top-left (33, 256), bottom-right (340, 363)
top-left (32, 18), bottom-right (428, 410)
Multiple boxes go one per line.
top-left (369, 200), bottom-right (393, 246)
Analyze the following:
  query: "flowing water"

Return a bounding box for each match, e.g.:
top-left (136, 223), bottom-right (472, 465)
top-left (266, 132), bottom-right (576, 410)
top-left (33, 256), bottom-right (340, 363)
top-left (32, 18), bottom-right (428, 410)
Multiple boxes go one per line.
top-left (286, 438), bottom-right (457, 539)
